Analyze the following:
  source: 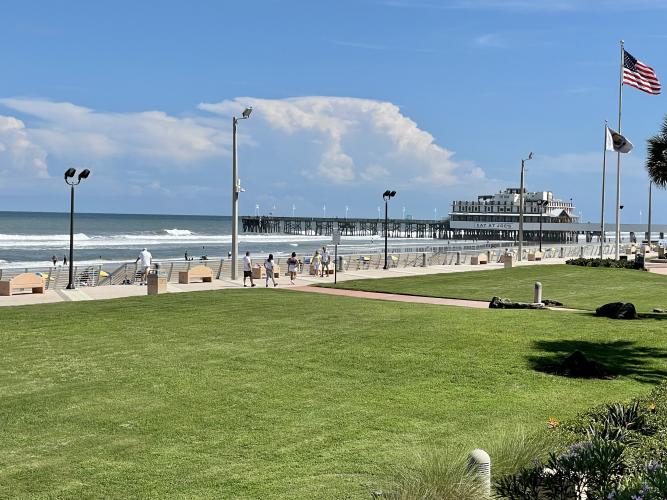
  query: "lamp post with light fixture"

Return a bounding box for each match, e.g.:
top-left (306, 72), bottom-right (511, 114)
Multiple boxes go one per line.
top-left (382, 190), bottom-right (396, 269)
top-left (64, 168), bottom-right (91, 289)
top-left (231, 106), bottom-right (252, 281)
top-left (518, 152), bottom-right (533, 261)
top-left (537, 199), bottom-right (549, 252)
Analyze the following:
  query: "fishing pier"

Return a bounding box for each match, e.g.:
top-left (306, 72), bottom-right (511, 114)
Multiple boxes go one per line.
top-left (241, 215), bottom-right (667, 243)
top-left (241, 216), bottom-right (451, 238)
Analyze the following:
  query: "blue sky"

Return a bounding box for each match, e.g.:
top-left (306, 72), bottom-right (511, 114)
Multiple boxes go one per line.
top-left (1, 0), bottom-right (666, 223)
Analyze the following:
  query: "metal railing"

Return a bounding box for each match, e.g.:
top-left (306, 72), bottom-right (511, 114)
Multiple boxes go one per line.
top-left (0, 243), bottom-right (625, 290)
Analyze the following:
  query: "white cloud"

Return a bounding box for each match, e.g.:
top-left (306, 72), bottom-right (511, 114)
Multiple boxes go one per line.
top-left (199, 96), bottom-right (482, 187)
top-left (0, 115), bottom-right (48, 178)
top-left (0, 98), bottom-right (227, 166)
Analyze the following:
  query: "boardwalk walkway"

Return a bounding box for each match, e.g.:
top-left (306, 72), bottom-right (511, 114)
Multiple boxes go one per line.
top-left (0, 257), bottom-right (664, 308)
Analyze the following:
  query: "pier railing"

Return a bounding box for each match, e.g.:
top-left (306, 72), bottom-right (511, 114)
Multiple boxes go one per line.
top-left (0, 243), bottom-right (623, 291)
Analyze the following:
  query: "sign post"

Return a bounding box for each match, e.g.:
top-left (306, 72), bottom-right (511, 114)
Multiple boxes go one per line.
top-left (332, 230), bottom-right (341, 285)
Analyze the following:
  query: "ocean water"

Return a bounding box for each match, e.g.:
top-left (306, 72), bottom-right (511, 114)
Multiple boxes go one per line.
top-left (0, 211), bottom-right (457, 268)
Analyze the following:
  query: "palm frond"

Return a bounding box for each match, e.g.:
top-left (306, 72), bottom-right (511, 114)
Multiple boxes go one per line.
top-left (646, 115), bottom-right (667, 189)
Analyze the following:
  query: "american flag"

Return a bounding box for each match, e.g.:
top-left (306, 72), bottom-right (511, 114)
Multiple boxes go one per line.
top-left (623, 50), bottom-right (661, 95)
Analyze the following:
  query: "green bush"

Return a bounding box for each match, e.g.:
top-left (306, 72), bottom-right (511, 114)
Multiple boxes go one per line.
top-left (494, 383), bottom-right (667, 499)
top-left (565, 258), bottom-right (645, 270)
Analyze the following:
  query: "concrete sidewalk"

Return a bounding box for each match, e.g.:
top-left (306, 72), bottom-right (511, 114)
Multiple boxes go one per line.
top-left (0, 256), bottom-right (660, 307)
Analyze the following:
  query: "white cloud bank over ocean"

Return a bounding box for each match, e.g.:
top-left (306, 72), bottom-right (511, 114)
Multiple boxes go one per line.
top-left (0, 95), bottom-right (498, 215)
top-left (0, 96), bottom-right (483, 188)
top-left (199, 96), bottom-right (485, 187)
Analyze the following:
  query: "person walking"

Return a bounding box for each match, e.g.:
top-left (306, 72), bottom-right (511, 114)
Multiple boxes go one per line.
top-left (63, 255), bottom-right (68, 266)
top-left (287, 252), bottom-right (298, 285)
top-left (264, 254), bottom-right (277, 287)
top-left (135, 248), bottom-right (152, 285)
top-left (243, 251), bottom-right (256, 287)
top-left (312, 250), bottom-right (322, 277)
top-left (321, 246), bottom-right (330, 277)
top-left (51, 255), bottom-right (58, 266)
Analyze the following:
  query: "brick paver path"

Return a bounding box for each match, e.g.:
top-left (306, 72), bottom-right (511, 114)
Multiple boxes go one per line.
top-left (293, 286), bottom-right (490, 308)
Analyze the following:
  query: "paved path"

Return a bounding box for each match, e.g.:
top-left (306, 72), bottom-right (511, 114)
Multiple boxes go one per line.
top-left (1, 255), bottom-right (664, 308)
top-left (291, 286), bottom-right (490, 308)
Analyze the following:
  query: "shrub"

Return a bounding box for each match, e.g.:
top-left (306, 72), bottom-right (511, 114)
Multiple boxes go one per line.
top-left (494, 438), bottom-right (625, 499)
top-left (377, 447), bottom-right (490, 500)
top-left (494, 383), bottom-right (667, 499)
top-left (565, 258), bottom-right (644, 270)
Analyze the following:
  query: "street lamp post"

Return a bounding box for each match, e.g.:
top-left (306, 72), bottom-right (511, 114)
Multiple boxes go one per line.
top-left (538, 199), bottom-right (548, 252)
top-left (382, 190), bottom-right (396, 269)
top-left (518, 152), bottom-right (533, 261)
top-left (231, 106), bottom-right (252, 281)
top-left (64, 168), bottom-right (91, 289)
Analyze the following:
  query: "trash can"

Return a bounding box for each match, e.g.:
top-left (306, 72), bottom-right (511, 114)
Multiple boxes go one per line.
top-left (503, 254), bottom-right (513, 269)
top-left (635, 253), bottom-right (645, 269)
top-left (147, 272), bottom-right (167, 295)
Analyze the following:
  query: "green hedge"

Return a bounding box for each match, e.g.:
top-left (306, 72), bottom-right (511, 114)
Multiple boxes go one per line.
top-left (565, 257), bottom-right (645, 270)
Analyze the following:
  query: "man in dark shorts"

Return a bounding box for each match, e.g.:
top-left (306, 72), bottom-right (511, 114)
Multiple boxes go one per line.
top-left (243, 251), bottom-right (256, 287)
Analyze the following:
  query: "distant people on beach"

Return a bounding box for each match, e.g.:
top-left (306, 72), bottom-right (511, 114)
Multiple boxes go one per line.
top-left (312, 250), bottom-right (322, 277)
top-left (287, 252), bottom-right (298, 285)
top-left (185, 251), bottom-right (188, 261)
top-left (243, 251), bottom-right (256, 287)
top-left (63, 255), bottom-right (68, 266)
top-left (135, 248), bottom-right (152, 285)
top-left (228, 251), bottom-right (232, 258)
top-left (264, 254), bottom-right (277, 287)
top-left (321, 246), bottom-right (330, 277)
top-left (51, 255), bottom-right (58, 266)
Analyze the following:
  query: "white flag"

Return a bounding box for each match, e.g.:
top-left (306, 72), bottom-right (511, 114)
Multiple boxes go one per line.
top-left (606, 126), bottom-right (633, 153)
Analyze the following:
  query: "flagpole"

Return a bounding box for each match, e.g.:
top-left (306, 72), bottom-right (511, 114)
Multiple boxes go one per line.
top-left (600, 120), bottom-right (608, 259)
top-left (614, 40), bottom-right (624, 260)
top-left (647, 180), bottom-right (653, 245)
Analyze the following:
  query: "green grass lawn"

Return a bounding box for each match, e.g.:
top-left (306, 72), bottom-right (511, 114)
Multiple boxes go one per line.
top-left (327, 265), bottom-right (667, 312)
top-left (1, 289), bottom-right (667, 498)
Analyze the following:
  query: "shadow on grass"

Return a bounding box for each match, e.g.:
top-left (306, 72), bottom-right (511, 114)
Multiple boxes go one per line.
top-left (527, 339), bottom-right (667, 384)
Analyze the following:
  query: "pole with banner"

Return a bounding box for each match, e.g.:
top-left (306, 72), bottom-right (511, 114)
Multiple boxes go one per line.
top-left (332, 230), bottom-right (341, 285)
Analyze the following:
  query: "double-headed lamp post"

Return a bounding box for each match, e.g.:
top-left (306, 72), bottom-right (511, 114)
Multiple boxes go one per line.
top-left (231, 106), bottom-right (253, 281)
top-left (64, 168), bottom-right (91, 289)
top-left (518, 152), bottom-right (533, 261)
top-left (382, 190), bottom-right (396, 269)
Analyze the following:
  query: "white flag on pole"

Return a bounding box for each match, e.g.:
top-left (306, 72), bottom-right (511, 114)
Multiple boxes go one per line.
top-left (605, 126), bottom-right (633, 153)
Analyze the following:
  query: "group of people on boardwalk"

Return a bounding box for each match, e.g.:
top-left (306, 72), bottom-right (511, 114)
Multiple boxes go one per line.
top-left (126, 246), bottom-right (334, 288)
top-left (242, 246), bottom-right (333, 288)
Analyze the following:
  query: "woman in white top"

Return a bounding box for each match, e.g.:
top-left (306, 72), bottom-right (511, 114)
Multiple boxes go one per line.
top-left (287, 252), bottom-right (298, 285)
top-left (264, 254), bottom-right (277, 287)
